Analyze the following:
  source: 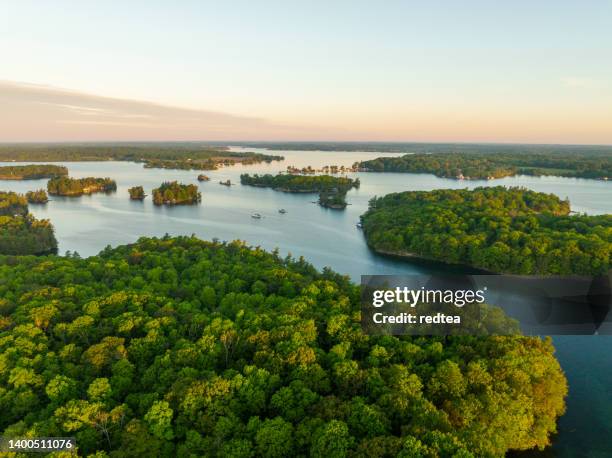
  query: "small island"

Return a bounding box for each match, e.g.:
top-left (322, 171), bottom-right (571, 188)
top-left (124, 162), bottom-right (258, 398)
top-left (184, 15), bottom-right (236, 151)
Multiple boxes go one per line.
top-left (128, 186), bottom-right (146, 200)
top-left (361, 186), bottom-right (611, 275)
top-left (0, 191), bottom-right (57, 255)
top-left (0, 164), bottom-right (68, 180)
top-left (197, 174), bottom-right (210, 181)
top-left (47, 176), bottom-right (117, 196)
top-left (152, 181), bottom-right (201, 206)
top-left (240, 173), bottom-right (359, 209)
top-left (318, 189), bottom-right (349, 209)
top-left (25, 189), bottom-right (49, 204)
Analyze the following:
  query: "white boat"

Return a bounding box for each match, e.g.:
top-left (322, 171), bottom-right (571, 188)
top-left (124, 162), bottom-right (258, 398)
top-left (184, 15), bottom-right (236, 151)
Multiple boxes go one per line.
top-left (356, 222), bottom-right (363, 228)
top-left (251, 213), bottom-right (262, 219)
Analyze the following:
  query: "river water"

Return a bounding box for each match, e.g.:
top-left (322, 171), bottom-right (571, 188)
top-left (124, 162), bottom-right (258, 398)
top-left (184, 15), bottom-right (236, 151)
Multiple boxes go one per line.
top-left (1, 147), bottom-right (610, 456)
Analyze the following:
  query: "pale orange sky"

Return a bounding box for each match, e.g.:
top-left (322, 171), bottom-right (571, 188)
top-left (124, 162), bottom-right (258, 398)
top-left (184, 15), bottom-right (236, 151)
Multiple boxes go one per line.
top-left (2, 80), bottom-right (611, 144)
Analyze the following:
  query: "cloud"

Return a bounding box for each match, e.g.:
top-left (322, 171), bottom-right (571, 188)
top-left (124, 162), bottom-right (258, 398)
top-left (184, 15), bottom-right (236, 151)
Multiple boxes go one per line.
top-left (0, 81), bottom-right (309, 141)
top-left (1, 80), bottom-right (610, 144)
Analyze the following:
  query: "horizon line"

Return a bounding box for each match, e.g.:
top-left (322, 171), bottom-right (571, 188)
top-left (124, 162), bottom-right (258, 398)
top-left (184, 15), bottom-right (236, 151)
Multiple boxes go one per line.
top-left (1, 140), bottom-right (612, 148)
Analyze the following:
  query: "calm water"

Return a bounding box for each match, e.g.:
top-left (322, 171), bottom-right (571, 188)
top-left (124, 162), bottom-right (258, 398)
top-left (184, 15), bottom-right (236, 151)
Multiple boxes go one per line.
top-left (2, 147), bottom-right (611, 456)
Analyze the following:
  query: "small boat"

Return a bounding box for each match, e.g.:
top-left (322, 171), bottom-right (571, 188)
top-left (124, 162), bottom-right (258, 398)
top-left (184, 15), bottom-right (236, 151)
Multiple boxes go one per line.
top-left (219, 180), bottom-right (232, 186)
top-left (356, 222), bottom-right (363, 229)
top-left (197, 174), bottom-right (210, 181)
top-left (251, 213), bottom-right (262, 219)
top-left (278, 209), bottom-right (287, 214)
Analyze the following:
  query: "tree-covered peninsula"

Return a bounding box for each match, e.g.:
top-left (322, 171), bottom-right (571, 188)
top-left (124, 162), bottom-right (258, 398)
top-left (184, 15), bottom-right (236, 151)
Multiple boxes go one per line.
top-left (0, 164), bottom-right (68, 180)
top-left (26, 189), bottom-right (49, 204)
top-left (47, 177), bottom-right (117, 197)
top-left (128, 186), bottom-right (146, 200)
top-left (142, 152), bottom-right (283, 171)
top-left (241, 174), bottom-right (360, 209)
top-left (0, 145), bottom-right (283, 172)
top-left (0, 236), bottom-right (566, 456)
top-left (358, 151), bottom-right (612, 180)
top-left (361, 187), bottom-right (611, 275)
top-left (0, 191), bottom-right (57, 255)
top-left (152, 182), bottom-right (201, 206)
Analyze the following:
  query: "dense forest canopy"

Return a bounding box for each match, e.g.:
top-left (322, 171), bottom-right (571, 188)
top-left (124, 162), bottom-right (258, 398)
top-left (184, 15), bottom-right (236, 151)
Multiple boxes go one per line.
top-left (152, 182), bottom-right (201, 206)
top-left (0, 191), bottom-right (57, 255)
top-left (358, 152), bottom-right (612, 180)
top-left (361, 187), bottom-right (611, 275)
top-left (0, 145), bottom-right (283, 172)
top-left (0, 164), bottom-right (68, 180)
top-left (47, 177), bottom-right (117, 197)
top-left (0, 236), bottom-right (567, 456)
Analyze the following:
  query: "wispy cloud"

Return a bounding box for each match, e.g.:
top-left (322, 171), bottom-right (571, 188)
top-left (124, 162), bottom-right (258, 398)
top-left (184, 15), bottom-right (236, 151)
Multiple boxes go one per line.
top-left (0, 81), bottom-right (314, 141)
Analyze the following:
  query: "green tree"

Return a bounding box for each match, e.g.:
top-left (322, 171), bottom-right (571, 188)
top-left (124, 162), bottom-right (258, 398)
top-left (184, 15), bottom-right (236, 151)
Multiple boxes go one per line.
top-left (144, 400), bottom-right (174, 440)
top-left (255, 417), bottom-right (293, 458)
top-left (311, 420), bottom-right (353, 458)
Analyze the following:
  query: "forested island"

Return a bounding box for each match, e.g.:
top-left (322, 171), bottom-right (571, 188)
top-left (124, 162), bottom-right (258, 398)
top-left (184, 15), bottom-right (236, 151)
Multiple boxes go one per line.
top-left (47, 177), bottom-right (117, 196)
top-left (0, 236), bottom-right (567, 456)
top-left (128, 186), bottom-right (146, 200)
top-left (318, 189), bottom-right (350, 209)
top-left (0, 144), bottom-right (283, 171)
top-left (0, 191), bottom-right (57, 255)
top-left (241, 174), bottom-right (359, 192)
top-left (0, 164), bottom-right (68, 180)
top-left (240, 174), bottom-right (360, 209)
top-left (358, 151), bottom-right (612, 180)
top-left (0, 190), bottom-right (28, 216)
top-left (26, 189), bottom-right (49, 204)
top-left (361, 187), bottom-right (611, 275)
top-left (152, 181), bottom-right (201, 206)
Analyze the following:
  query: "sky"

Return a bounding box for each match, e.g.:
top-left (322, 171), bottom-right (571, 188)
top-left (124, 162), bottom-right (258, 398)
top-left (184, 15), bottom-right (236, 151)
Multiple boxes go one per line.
top-left (1, 0), bottom-right (611, 144)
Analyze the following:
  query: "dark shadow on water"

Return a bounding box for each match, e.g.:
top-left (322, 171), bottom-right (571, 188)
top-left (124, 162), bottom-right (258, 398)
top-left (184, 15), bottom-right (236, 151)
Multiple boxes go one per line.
top-left (370, 247), bottom-right (492, 276)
